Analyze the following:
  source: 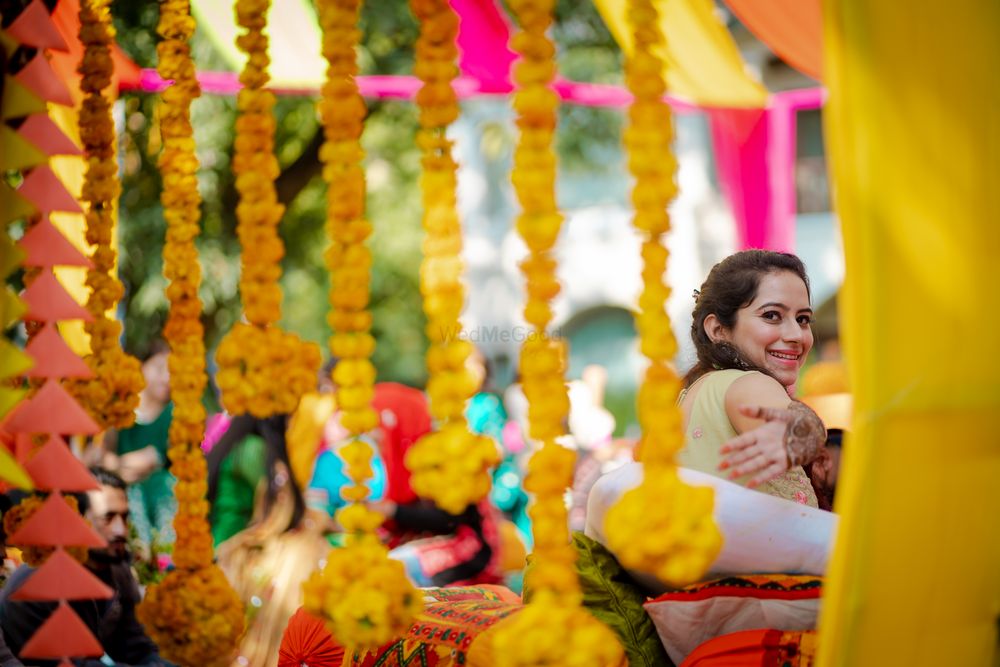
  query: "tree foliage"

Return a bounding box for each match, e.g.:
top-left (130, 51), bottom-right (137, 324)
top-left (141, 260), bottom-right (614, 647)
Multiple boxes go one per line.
top-left (111, 0), bottom-right (622, 391)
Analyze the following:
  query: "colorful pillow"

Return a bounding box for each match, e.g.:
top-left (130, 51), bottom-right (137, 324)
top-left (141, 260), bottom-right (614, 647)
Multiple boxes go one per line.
top-left (681, 628), bottom-right (819, 666)
top-left (353, 598), bottom-right (522, 667)
top-left (644, 574), bottom-right (823, 665)
top-left (280, 586), bottom-right (523, 667)
top-left (523, 532), bottom-right (673, 667)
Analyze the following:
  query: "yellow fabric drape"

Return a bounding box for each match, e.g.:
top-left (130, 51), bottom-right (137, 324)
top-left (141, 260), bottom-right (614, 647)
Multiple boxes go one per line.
top-left (818, 1), bottom-right (1000, 665)
top-left (592, 0), bottom-right (766, 107)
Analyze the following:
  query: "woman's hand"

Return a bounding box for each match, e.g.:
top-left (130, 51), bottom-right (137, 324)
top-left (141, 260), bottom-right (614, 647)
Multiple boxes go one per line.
top-left (719, 403), bottom-right (827, 488)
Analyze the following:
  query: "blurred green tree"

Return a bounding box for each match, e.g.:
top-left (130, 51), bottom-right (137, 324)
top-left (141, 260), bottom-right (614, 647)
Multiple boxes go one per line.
top-left (111, 0), bottom-right (622, 395)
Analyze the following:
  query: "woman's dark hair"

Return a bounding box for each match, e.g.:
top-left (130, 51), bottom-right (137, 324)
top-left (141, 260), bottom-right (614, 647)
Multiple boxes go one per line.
top-left (684, 250), bottom-right (811, 387)
top-left (206, 413), bottom-right (305, 535)
top-left (138, 338), bottom-right (170, 364)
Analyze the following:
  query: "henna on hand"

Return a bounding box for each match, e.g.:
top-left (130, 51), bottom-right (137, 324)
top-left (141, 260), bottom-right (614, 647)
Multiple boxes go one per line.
top-left (783, 401), bottom-right (827, 468)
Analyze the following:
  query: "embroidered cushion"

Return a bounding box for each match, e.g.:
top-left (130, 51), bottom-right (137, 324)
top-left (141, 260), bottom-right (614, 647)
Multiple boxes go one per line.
top-left (643, 574), bottom-right (822, 664)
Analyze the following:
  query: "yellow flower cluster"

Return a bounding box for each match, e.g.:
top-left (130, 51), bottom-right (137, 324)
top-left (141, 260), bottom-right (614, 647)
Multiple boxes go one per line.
top-left (302, 0), bottom-right (422, 654)
top-left (498, 2), bottom-right (623, 665)
top-left (216, 0), bottom-right (320, 418)
top-left (136, 564), bottom-right (246, 667)
top-left (215, 322), bottom-right (321, 417)
top-left (302, 533), bottom-right (423, 652)
top-left (64, 0), bottom-right (144, 430)
top-left (3, 494), bottom-right (88, 567)
top-left (603, 0), bottom-right (721, 587)
top-left (137, 2), bottom-right (244, 663)
top-left (489, 596), bottom-right (625, 667)
top-left (404, 0), bottom-right (498, 516)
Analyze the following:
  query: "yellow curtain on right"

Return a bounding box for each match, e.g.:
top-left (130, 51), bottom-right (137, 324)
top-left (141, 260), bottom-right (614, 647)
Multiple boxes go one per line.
top-left (819, 1), bottom-right (1000, 665)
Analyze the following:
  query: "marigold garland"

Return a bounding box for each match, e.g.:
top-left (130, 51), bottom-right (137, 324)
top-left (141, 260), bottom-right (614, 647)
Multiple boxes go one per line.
top-left (493, 1), bottom-right (624, 664)
top-left (64, 0), bottom-right (145, 430)
top-left (301, 0), bottom-right (421, 654)
top-left (135, 2), bottom-right (244, 664)
top-left (403, 0), bottom-right (498, 516)
top-left (215, 0), bottom-right (321, 419)
top-left (603, 0), bottom-right (722, 588)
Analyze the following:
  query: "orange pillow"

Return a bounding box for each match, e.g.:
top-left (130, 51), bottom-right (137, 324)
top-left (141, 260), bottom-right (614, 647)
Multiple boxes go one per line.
top-left (681, 628), bottom-right (818, 666)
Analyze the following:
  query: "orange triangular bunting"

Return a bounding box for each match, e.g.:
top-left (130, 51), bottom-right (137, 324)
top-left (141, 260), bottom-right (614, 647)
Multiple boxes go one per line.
top-left (21, 269), bottom-right (92, 322)
top-left (12, 548), bottom-right (112, 601)
top-left (0, 181), bottom-right (38, 224)
top-left (18, 165), bottom-right (82, 215)
top-left (14, 54), bottom-right (74, 107)
top-left (17, 114), bottom-right (82, 156)
top-left (6, 0), bottom-right (70, 51)
top-left (19, 601), bottom-right (103, 659)
top-left (5, 379), bottom-right (99, 436)
top-left (19, 216), bottom-right (91, 268)
top-left (25, 435), bottom-right (99, 492)
top-left (1, 76), bottom-right (47, 119)
top-left (0, 125), bottom-right (48, 170)
top-left (25, 324), bottom-right (93, 379)
top-left (8, 491), bottom-right (106, 548)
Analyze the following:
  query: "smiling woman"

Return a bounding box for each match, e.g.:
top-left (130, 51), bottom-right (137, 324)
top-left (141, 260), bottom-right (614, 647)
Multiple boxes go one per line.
top-left (674, 250), bottom-right (826, 506)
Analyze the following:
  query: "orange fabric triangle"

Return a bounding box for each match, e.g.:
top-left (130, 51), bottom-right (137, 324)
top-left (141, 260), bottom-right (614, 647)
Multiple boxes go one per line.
top-left (18, 165), bottom-right (82, 215)
top-left (6, 0), bottom-right (70, 51)
top-left (25, 435), bottom-right (100, 492)
top-left (21, 269), bottom-right (92, 322)
top-left (0, 76), bottom-right (47, 119)
top-left (0, 181), bottom-right (38, 224)
top-left (18, 216), bottom-right (91, 268)
top-left (25, 324), bottom-right (93, 380)
top-left (19, 600), bottom-right (104, 659)
top-left (5, 379), bottom-right (99, 437)
top-left (17, 114), bottom-right (82, 156)
top-left (11, 548), bottom-right (112, 601)
top-left (14, 54), bottom-right (74, 107)
top-left (7, 491), bottom-right (106, 548)
top-left (0, 125), bottom-right (48, 170)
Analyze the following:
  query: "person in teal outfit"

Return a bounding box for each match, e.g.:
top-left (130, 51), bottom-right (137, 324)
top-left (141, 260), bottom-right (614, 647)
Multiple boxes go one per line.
top-left (100, 340), bottom-right (176, 554)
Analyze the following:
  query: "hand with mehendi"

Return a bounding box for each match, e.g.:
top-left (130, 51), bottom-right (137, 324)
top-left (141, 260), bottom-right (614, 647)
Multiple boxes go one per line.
top-left (718, 401), bottom-right (827, 488)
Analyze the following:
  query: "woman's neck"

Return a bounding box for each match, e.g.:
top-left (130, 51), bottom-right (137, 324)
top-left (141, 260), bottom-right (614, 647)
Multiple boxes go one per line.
top-left (137, 394), bottom-right (166, 421)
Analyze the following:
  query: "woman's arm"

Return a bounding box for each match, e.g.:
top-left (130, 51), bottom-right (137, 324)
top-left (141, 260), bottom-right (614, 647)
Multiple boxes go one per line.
top-left (719, 374), bottom-right (826, 486)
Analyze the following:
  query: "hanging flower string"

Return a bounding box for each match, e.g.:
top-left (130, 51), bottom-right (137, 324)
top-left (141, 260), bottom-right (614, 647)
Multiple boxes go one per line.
top-left (603, 0), bottom-right (722, 588)
top-left (214, 0), bottom-right (320, 418)
top-left (489, 1), bottom-right (623, 665)
top-left (403, 0), bottom-right (499, 516)
top-left (135, 1), bottom-right (244, 665)
top-left (301, 0), bottom-right (422, 654)
top-left (65, 0), bottom-right (145, 430)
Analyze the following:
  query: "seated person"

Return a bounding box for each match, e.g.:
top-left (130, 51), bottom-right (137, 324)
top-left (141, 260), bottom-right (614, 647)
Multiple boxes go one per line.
top-left (802, 391), bottom-right (851, 511)
top-left (586, 464), bottom-right (837, 596)
top-left (317, 382), bottom-right (503, 587)
top-left (206, 413), bottom-right (306, 546)
top-left (0, 468), bottom-right (174, 666)
top-left (678, 250), bottom-right (829, 505)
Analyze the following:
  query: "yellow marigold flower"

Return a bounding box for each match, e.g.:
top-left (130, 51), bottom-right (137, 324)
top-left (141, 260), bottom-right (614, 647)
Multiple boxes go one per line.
top-left (489, 599), bottom-right (625, 667)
